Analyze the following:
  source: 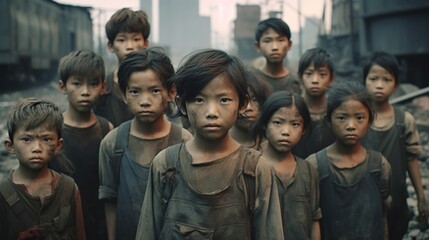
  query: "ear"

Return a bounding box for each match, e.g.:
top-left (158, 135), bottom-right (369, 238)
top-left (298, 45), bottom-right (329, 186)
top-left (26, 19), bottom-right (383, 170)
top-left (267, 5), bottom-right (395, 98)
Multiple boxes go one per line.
top-left (143, 39), bottom-right (149, 48)
top-left (254, 41), bottom-right (261, 52)
top-left (55, 138), bottom-right (64, 155)
top-left (58, 80), bottom-right (67, 94)
top-left (107, 42), bottom-right (114, 53)
top-left (167, 86), bottom-right (177, 102)
top-left (100, 79), bottom-right (107, 95)
top-left (175, 96), bottom-right (187, 116)
top-left (4, 139), bottom-right (15, 154)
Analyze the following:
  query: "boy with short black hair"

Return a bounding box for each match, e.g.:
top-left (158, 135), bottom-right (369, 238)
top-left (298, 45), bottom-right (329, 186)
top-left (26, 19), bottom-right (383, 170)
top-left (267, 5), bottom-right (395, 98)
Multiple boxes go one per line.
top-left (0, 98), bottom-right (85, 240)
top-left (55, 49), bottom-right (113, 239)
top-left (293, 47), bottom-right (336, 159)
top-left (94, 8), bottom-right (151, 127)
top-left (99, 48), bottom-right (192, 240)
top-left (252, 17), bottom-right (301, 95)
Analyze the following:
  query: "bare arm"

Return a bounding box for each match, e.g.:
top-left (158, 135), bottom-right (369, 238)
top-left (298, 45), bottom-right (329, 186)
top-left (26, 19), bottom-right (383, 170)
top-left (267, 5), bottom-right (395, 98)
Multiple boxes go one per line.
top-left (105, 201), bottom-right (117, 240)
top-left (383, 216), bottom-right (388, 240)
top-left (407, 158), bottom-right (429, 223)
top-left (311, 221), bottom-right (321, 240)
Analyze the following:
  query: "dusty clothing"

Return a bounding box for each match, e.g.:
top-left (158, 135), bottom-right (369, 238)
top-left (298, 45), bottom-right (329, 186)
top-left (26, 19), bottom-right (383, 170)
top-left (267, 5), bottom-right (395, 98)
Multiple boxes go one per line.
top-left (293, 117), bottom-right (336, 159)
top-left (274, 156), bottom-right (321, 239)
top-left (362, 108), bottom-right (422, 239)
top-left (50, 116), bottom-right (110, 239)
top-left (93, 72), bottom-right (132, 127)
top-left (98, 121), bottom-right (191, 240)
top-left (136, 144), bottom-right (284, 240)
top-left (0, 171), bottom-right (85, 240)
top-left (251, 68), bottom-right (301, 95)
top-left (308, 149), bottom-right (391, 240)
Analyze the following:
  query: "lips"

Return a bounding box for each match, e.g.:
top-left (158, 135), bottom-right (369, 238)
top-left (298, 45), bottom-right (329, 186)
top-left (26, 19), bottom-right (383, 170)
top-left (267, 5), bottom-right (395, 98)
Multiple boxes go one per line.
top-left (203, 123), bottom-right (221, 131)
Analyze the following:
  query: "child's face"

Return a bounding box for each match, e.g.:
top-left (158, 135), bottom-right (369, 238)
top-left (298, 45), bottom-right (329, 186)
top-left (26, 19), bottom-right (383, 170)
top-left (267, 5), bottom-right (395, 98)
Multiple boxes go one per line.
top-left (59, 76), bottom-right (105, 113)
top-left (4, 123), bottom-right (63, 171)
top-left (125, 69), bottom-right (172, 125)
top-left (365, 64), bottom-right (396, 104)
top-left (265, 106), bottom-right (304, 153)
top-left (301, 64), bottom-right (332, 98)
top-left (108, 32), bottom-right (148, 62)
top-left (235, 89), bottom-right (260, 130)
top-left (330, 98), bottom-right (370, 146)
top-left (255, 28), bottom-right (291, 64)
top-left (185, 75), bottom-right (240, 141)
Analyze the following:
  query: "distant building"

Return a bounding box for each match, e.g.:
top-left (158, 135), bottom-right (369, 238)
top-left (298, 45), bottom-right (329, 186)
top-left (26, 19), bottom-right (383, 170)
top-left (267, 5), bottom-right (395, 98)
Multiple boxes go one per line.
top-left (289, 17), bottom-right (320, 61)
top-left (156, 0), bottom-right (211, 63)
top-left (140, 0), bottom-right (153, 43)
top-left (233, 4), bottom-right (261, 62)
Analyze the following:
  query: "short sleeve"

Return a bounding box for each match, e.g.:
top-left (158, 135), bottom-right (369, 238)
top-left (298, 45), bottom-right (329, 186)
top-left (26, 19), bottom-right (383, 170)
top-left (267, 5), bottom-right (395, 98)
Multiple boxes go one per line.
top-left (98, 129), bottom-right (119, 201)
top-left (404, 111), bottom-right (423, 160)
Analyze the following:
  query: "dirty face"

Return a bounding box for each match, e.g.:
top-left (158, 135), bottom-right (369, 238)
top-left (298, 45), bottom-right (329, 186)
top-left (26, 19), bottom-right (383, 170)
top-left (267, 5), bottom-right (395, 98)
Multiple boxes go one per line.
top-left (4, 123), bottom-right (63, 171)
top-left (185, 75), bottom-right (240, 141)
top-left (265, 106), bottom-right (304, 153)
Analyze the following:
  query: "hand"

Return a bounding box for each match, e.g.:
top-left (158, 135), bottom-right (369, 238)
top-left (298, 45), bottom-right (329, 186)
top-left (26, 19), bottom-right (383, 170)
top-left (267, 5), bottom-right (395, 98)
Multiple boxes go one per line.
top-left (417, 199), bottom-right (429, 229)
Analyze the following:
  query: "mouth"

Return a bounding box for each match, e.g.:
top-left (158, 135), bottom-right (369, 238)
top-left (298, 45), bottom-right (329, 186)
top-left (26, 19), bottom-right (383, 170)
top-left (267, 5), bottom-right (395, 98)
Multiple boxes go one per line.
top-left (138, 111), bottom-right (153, 116)
top-left (29, 157), bottom-right (44, 163)
top-left (344, 134), bottom-right (358, 139)
top-left (204, 124), bottom-right (221, 131)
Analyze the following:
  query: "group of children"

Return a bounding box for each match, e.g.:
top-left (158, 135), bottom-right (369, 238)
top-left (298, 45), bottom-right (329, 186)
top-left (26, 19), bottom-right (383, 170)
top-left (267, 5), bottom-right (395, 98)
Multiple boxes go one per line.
top-left (0, 6), bottom-right (428, 240)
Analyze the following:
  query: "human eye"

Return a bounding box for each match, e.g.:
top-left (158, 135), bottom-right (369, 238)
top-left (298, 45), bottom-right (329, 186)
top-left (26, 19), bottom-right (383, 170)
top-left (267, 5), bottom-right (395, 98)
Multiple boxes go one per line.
top-left (71, 81), bottom-right (80, 87)
top-left (152, 88), bottom-right (161, 94)
top-left (272, 120), bottom-right (282, 126)
top-left (220, 98), bottom-right (232, 104)
top-left (44, 137), bottom-right (54, 143)
top-left (336, 115), bottom-right (346, 121)
top-left (304, 71), bottom-right (312, 76)
top-left (128, 88), bottom-right (139, 96)
top-left (356, 115), bottom-right (367, 121)
top-left (21, 137), bottom-right (31, 143)
top-left (192, 97), bottom-right (204, 104)
top-left (292, 121), bottom-right (301, 127)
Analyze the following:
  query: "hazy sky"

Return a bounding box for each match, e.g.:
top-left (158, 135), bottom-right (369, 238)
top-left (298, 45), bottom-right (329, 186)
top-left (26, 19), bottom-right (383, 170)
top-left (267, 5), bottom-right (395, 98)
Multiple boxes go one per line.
top-left (57, 0), bottom-right (326, 49)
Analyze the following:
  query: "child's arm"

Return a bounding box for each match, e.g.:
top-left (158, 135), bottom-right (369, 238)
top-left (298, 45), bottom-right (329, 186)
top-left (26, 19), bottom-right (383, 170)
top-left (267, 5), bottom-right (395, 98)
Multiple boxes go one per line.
top-left (73, 185), bottom-right (86, 240)
top-left (105, 201), bottom-right (116, 240)
top-left (135, 151), bottom-right (168, 240)
top-left (251, 158), bottom-right (285, 240)
top-left (408, 158), bottom-right (429, 223)
top-left (311, 221), bottom-right (321, 240)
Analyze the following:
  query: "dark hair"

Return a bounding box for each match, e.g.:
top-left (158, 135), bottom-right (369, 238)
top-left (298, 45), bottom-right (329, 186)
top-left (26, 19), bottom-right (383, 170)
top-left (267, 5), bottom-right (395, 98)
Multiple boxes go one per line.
top-left (326, 81), bottom-right (374, 123)
top-left (7, 98), bottom-right (63, 141)
top-left (117, 47), bottom-right (175, 95)
top-left (298, 47), bottom-right (334, 79)
top-left (252, 91), bottom-right (311, 147)
top-left (246, 69), bottom-right (272, 107)
top-left (173, 49), bottom-right (249, 116)
top-left (362, 51), bottom-right (399, 85)
top-left (255, 18), bottom-right (291, 42)
top-left (58, 50), bottom-right (105, 83)
top-left (105, 8), bottom-right (150, 43)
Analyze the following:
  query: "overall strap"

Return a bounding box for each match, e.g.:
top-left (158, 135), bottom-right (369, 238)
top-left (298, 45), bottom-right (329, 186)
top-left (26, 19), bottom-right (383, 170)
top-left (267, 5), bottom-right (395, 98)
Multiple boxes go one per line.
top-left (162, 144), bottom-right (182, 212)
top-left (0, 180), bottom-right (34, 228)
top-left (114, 120), bottom-right (132, 185)
top-left (167, 123), bottom-right (183, 146)
top-left (394, 107), bottom-right (406, 142)
top-left (316, 149), bottom-right (330, 181)
top-left (367, 149), bottom-right (382, 188)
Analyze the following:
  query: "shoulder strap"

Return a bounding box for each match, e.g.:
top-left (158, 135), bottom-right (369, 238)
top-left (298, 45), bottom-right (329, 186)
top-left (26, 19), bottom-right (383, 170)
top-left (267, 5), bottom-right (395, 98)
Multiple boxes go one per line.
top-left (394, 107), bottom-right (406, 140)
top-left (97, 116), bottom-right (111, 138)
top-left (367, 149), bottom-right (382, 188)
top-left (298, 158), bottom-right (312, 195)
top-left (241, 148), bottom-right (260, 211)
top-left (114, 120), bottom-right (132, 185)
top-left (167, 123), bottom-right (183, 146)
top-left (315, 149), bottom-right (330, 181)
top-left (162, 144), bottom-right (182, 212)
top-left (0, 179), bottom-right (35, 228)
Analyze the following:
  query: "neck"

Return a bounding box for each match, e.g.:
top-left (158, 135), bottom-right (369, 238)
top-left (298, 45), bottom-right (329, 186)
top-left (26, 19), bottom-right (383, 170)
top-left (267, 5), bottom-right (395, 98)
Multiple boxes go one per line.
top-left (372, 100), bottom-right (392, 113)
top-left (331, 141), bottom-right (363, 156)
top-left (304, 94), bottom-right (327, 114)
top-left (63, 108), bottom-right (96, 128)
top-left (261, 62), bottom-right (287, 77)
top-left (13, 165), bottom-right (51, 184)
top-left (230, 126), bottom-right (253, 145)
top-left (131, 116), bottom-right (170, 139)
top-left (187, 134), bottom-right (240, 163)
top-left (263, 143), bottom-right (294, 163)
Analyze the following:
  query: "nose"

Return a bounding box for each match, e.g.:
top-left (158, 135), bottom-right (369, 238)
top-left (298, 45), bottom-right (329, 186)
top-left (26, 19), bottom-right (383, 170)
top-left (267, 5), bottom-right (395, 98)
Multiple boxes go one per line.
top-left (311, 73), bottom-right (320, 84)
top-left (281, 125), bottom-right (290, 136)
top-left (126, 39), bottom-right (135, 50)
top-left (375, 79), bottom-right (383, 88)
top-left (81, 85), bottom-right (90, 96)
top-left (32, 140), bottom-right (43, 153)
top-left (346, 119), bottom-right (356, 131)
top-left (139, 93), bottom-right (151, 107)
top-left (206, 101), bottom-right (219, 119)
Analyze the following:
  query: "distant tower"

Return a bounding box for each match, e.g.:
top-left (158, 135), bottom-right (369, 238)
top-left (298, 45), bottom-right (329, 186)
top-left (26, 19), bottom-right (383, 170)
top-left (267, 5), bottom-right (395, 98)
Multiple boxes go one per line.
top-left (158, 0), bottom-right (211, 62)
top-left (140, 0), bottom-right (153, 42)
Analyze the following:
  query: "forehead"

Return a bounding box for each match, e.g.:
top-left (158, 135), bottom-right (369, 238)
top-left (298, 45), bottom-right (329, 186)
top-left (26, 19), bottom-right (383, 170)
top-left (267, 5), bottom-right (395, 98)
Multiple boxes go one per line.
top-left (199, 75), bottom-right (237, 95)
top-left (14, 123), bottom-right (58, 136)
top-left (271, 106), bottom-right (302, 119)
top-left (68, 75), bottom-right (102, 82)
top-left (368, 64), bottom-right (393, 75)
top-left (334, 98), bottom-right (369, 114)
top-left (115, 32), bottom-right (144, 38)
top-left (128, 69), bottom-right (163, 87)
top-left (260, 28), bottom-right (283, 38)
